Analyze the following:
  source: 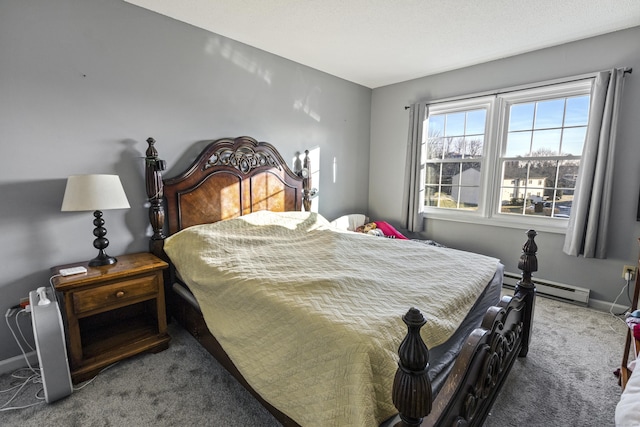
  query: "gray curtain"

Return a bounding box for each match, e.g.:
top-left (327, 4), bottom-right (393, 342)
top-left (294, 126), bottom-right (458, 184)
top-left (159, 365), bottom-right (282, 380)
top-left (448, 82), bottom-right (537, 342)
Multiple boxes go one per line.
top-left (401, 103), bottom-right (426, 232)
top-left (563, 68), bottom-right (627, 258)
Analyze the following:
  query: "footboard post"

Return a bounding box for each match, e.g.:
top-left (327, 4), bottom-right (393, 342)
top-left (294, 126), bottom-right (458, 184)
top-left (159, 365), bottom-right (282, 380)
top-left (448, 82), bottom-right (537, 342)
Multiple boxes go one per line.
top-left (515, 229), bottom-right (538, 357)
top-left (145, 137), bottom-right (167, 258)
top-left (392, 308), bottom-right (432, 427)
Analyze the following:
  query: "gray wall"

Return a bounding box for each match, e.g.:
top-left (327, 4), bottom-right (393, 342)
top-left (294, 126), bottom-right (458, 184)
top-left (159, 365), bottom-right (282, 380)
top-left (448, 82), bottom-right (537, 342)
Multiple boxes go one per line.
top-left (0, 0), bottom-right (371, 362)
top-left (370, 26), bottom-right (640, 304)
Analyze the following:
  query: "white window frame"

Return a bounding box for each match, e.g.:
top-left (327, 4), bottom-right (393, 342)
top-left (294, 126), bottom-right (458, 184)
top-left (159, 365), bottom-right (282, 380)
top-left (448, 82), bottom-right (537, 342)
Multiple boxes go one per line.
top-left (421, 96), bottom-right (497, 222)
top-left (420, 78), bottom-right (594, 234)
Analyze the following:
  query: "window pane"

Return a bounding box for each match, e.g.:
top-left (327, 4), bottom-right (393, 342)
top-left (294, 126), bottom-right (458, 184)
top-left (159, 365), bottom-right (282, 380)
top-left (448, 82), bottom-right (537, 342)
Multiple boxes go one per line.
top-left (459, 163), bottom-right (481, 185)
top-left (438, 186), bottom-right (454, 207)
top-left (534, 99), bottom-right (565, 129)
top-left (444, 113), bottom-right (465, 136)
top-left (425, 186), bottom-right (438, 207)
top-left (561, 127), bottom-right (587, 156)
top-left (503, 160), bottom-right (528, 182)
top-left (553, 195), bottom-right (573, 218)
top-left (529, 159), bottom-right (558, 188)
top-left (509, 103), bottom-right (535, 131)
top-left (500, 180), bottom-right (525, 213)
top-left (466, 110), bottom-right (486, 134)
top-left (564, 96), bottom-right (590, 126)
top-left (453, 186), bottom-right (480, 210)
top-left (427, 115), bottom-right (445, 137)
top-left (463, 136), bottom-right (484, 158)
top-left (505, 131), bottom-right (531, 157)
top-left (425, 163), bottom-right (441, 186)
top-left (441, 163), bottom-right (460, 184)
top-left (552, 203), bottom-right (572, 218)
top-left (557, 160), bottom-right (580, 190)
top-left (443, 137), bottom-right (464, 158)
top-left (426, 137), bottom-right (444, 159)
top-left (552, 160), bottom-right (575, 218)
top-left (501, 160), bottom-right (527, 209)
top-left (531, 129), bottom-right (561, 155)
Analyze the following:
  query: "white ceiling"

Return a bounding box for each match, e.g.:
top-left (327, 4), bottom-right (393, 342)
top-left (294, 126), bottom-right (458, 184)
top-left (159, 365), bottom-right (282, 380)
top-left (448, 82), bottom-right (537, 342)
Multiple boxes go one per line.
top-left (124, 0), bottom-right (640, 88)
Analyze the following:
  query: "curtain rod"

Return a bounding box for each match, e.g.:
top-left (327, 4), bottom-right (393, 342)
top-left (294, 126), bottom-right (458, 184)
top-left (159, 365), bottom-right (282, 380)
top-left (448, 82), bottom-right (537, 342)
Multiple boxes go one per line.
top-left (404, 67), bottom-right (632, 110)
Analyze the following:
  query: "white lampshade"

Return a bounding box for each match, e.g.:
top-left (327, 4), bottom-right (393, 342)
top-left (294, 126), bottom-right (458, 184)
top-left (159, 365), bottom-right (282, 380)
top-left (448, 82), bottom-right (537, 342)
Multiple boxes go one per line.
top-left (61, 175), bottom-right (130, 212)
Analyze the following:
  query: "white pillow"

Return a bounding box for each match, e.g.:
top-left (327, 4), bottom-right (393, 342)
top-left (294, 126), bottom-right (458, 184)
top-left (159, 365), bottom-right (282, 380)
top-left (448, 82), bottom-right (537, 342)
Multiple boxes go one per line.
top-left (330, 214), bottom-right (368, 231)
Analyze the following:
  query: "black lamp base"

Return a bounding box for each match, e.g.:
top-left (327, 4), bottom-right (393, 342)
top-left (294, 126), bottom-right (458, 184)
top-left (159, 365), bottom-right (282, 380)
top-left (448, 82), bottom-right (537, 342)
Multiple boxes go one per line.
top-left (89, 210), bottom-right (118, 267)
top-left (88, 250), bottom-right (117, 267)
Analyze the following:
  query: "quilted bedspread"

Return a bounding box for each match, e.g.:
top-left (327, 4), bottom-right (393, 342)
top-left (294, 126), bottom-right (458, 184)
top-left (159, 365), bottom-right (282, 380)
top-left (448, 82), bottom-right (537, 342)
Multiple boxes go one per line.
top-left (163, 211), bottom-right (499, 426)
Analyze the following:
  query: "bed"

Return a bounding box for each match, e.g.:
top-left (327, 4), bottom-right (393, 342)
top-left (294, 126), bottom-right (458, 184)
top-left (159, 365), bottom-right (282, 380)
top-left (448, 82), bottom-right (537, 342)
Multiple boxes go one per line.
top-left (144, 136), bottom-right (538, 427)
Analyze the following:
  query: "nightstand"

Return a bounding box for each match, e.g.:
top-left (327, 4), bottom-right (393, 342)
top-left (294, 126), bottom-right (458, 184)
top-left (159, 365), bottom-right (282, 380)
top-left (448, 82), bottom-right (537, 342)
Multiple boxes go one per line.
top-left (51, 252), bottom-right (170, 383)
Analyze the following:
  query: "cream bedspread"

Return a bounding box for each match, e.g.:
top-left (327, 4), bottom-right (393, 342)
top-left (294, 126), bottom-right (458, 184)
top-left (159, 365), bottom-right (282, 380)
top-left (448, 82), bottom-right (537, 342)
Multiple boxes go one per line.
top-left (163, 211), bottom-right (499, 426)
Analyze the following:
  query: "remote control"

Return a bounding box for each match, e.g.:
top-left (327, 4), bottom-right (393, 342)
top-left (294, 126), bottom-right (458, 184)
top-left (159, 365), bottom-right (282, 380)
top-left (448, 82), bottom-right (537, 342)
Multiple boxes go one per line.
top-left (59, 266), bottom-right (88, 276)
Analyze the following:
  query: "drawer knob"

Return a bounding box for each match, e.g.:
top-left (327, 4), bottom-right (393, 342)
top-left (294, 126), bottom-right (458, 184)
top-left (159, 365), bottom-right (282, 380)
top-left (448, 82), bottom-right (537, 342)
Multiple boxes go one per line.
top-left (115, 291), bottom-right (125, 298)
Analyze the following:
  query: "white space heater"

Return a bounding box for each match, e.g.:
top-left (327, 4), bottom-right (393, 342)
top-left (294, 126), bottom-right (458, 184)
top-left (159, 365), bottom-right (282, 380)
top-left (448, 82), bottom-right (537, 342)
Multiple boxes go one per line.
top-left (29, 287), bottom-right (73, 403)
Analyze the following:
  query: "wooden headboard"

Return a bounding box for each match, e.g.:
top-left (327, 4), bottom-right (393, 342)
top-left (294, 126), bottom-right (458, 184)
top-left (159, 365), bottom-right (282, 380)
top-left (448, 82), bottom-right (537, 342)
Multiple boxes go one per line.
top-left (145, 136), bottom-right (310, 257)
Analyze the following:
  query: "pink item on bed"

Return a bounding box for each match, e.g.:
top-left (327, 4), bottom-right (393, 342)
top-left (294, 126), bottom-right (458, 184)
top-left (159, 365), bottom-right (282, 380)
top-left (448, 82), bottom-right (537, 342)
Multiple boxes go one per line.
top-left (374, 221), bottom-right (408, 239)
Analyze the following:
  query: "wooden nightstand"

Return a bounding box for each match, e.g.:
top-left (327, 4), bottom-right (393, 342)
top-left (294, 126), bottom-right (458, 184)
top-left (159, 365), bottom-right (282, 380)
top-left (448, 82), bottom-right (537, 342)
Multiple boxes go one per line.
top-left (51, 252), bottom-right (170, 383)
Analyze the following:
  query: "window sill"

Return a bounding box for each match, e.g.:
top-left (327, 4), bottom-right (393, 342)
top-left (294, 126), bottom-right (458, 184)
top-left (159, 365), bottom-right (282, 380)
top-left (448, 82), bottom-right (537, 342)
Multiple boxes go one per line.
top-left (421, 211), bottom-right (568, 234)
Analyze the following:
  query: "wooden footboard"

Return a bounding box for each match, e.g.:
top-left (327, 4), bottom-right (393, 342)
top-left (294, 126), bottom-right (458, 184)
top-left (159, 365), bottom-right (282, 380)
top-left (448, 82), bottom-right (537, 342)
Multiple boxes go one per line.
top-left (144, 137), bottom-right (537, 427)
top-left (391, 230), bottom-right (537, 427)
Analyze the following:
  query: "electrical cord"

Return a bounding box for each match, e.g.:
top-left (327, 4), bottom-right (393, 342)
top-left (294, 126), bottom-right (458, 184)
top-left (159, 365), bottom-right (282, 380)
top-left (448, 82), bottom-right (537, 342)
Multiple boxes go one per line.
top-left (73, 362), bottom-right (119, 391)
top-left (49, 274), bottom-right (61, 304)
top-left (609, 277), bottom-right (634, 331)
top-left (5, 310), bottom-right (38, 375)
top-left (1, 311), bottom-right (43, 411)
top-left (2, 281), bottom-right (120, 412)
top-left (0, 371), bottom-right (44, 411)
top-left (15, 310), bottom-right (34, 353)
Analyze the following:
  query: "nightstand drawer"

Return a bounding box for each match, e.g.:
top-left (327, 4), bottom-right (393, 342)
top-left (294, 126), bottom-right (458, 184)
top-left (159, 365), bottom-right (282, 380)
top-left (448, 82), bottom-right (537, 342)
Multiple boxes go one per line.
top-left (72, 275), bottom-right (159, 315)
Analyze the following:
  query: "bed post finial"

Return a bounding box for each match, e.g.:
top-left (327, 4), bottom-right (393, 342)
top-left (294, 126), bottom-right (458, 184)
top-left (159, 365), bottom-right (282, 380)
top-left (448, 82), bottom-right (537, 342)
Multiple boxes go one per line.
top-left (516, 229), bottom-right (537, 357)
top-left (392, 307), bottom-right (432, 427)
top-left (145, 137), bottom-right (166, 257)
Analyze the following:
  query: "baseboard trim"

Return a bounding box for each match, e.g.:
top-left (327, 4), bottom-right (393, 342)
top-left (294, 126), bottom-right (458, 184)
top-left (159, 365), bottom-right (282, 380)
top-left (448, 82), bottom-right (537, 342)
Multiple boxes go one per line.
top-left (588, 297), bottom-right (630, 315)
top-left (504, 285), bottom-right (629, 315)
top-left (0, 351), bottom-right (38, 376)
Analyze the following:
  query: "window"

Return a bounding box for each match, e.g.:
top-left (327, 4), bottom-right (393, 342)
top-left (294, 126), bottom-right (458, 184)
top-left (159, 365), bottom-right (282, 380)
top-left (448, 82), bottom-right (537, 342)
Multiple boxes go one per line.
top-left (499, 88), bottom-right (590, 219)
top-left (424, 102), bottom-right (488, 211)
top-left (421, 79), bottom-right (592, 227)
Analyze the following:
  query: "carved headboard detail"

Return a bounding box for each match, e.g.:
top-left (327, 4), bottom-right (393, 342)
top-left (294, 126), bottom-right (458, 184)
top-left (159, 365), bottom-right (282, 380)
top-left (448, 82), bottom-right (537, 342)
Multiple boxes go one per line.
top-left (203, 144), bottom-right (281, 173)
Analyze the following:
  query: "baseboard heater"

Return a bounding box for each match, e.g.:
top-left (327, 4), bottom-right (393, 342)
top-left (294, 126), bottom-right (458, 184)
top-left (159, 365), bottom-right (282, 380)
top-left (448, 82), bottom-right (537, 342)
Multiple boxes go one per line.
top-left (503, 271), bottom-right (590, 306)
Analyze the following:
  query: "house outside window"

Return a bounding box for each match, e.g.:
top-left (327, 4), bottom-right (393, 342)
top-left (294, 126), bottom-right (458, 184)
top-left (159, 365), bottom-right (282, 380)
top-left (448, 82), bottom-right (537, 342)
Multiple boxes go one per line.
top-left (421, 79), bottom-right (592, 229)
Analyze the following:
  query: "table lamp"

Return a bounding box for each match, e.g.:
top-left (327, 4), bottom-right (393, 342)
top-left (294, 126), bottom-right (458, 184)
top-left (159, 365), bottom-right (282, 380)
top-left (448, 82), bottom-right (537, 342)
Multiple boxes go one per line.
top-left (61, 174), bottom-right (130, 266)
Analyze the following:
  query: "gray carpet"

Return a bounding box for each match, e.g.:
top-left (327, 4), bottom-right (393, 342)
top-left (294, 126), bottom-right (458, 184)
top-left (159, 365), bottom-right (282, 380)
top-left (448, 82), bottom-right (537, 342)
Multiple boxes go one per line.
top-left (484, 296), bottom-right (626, 427)
top-left (0, 295), bottom-right (627, 426)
